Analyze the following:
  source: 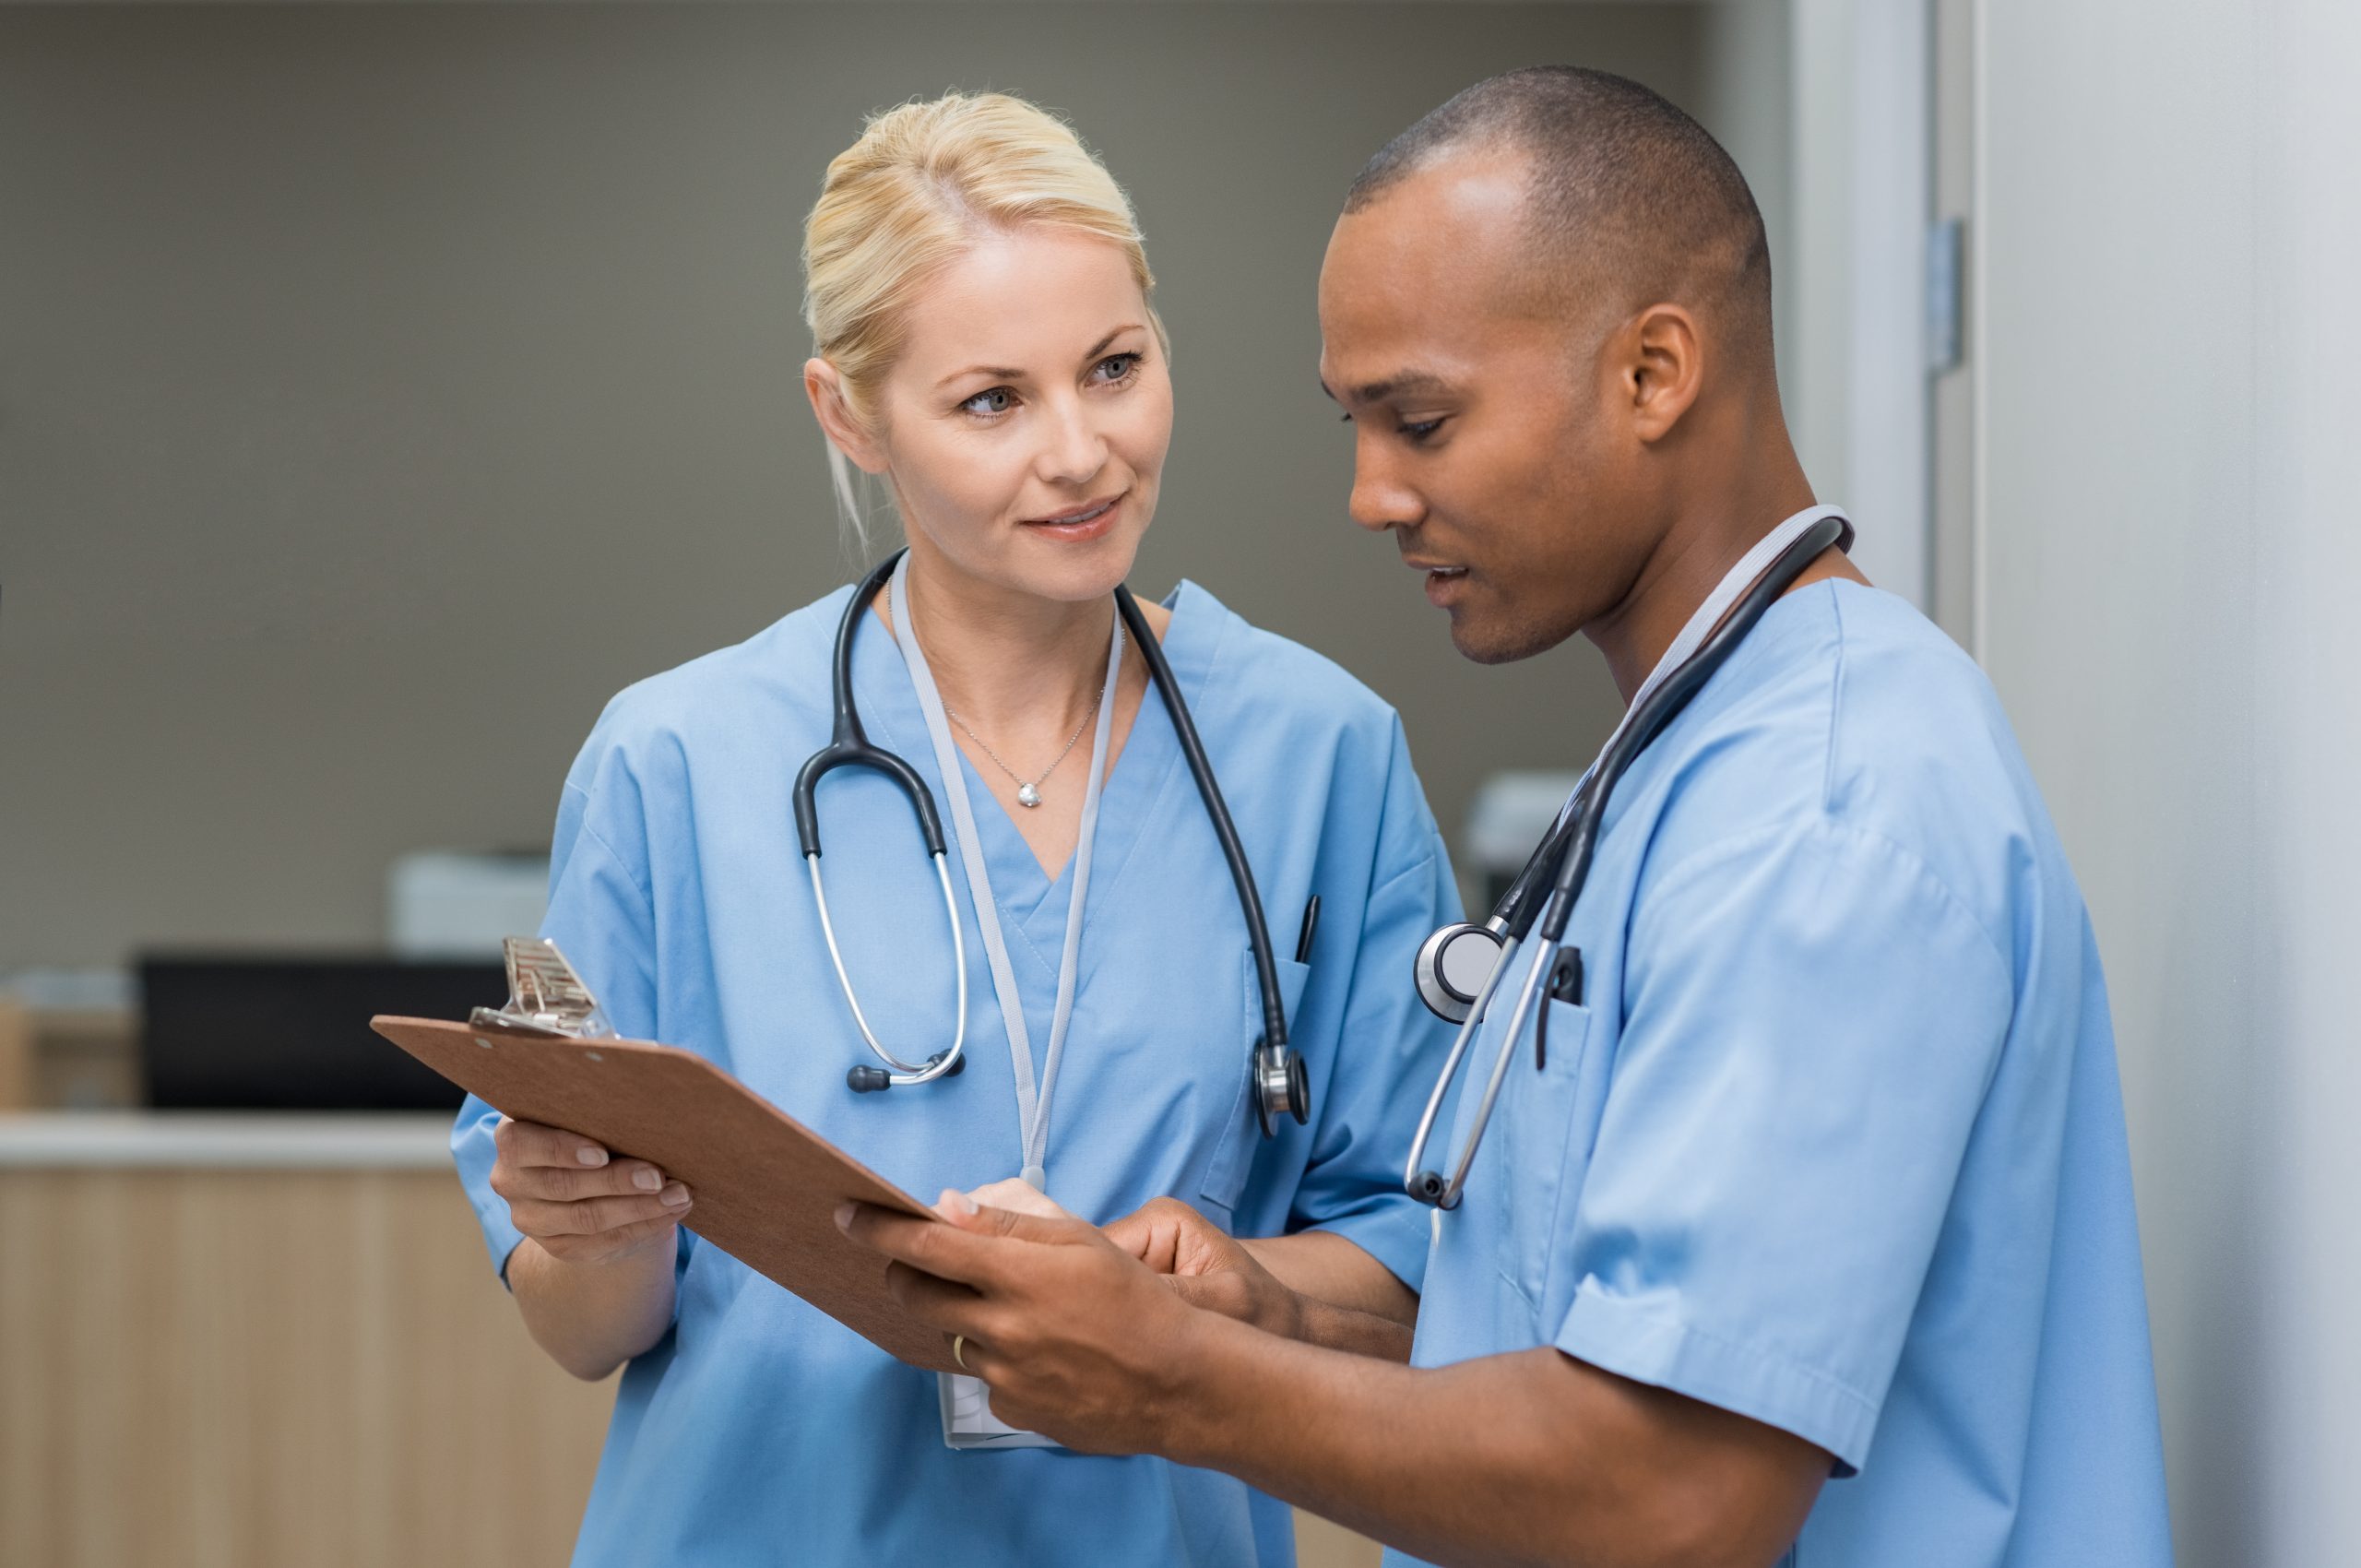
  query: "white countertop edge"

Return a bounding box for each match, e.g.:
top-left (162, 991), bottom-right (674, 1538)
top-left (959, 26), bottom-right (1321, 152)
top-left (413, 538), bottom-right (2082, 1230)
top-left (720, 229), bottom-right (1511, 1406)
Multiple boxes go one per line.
top-left (0, 1113), bottom-right (457, 1170)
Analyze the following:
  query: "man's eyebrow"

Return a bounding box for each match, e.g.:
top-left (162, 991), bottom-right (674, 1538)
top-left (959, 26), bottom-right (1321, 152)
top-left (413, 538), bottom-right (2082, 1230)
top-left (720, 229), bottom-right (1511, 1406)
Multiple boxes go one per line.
top-left (1323, 370), bottom-right (1455, 405)
top-left (932, 326), bottom-right (1148, 392)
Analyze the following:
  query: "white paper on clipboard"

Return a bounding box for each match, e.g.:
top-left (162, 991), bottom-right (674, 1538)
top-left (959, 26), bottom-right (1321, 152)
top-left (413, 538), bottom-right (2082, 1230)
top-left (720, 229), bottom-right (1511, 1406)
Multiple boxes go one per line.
top-left (938, 1372), bottom-right (1061, 1450)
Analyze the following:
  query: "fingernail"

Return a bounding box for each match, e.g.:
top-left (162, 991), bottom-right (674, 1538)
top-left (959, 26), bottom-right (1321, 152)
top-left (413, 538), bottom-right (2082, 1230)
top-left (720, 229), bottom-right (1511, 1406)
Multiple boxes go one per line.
top-left (634, 1168), bottom-right (662, 1192)
top-left (577, 1146), bottom-right (608, 1167)
top-left (660, 1182), bottom-right (691, 1208)
top-left (834, 1202), bottom-right (856, 1231)
top-left (940, 1188), bottom-right (979, 1217)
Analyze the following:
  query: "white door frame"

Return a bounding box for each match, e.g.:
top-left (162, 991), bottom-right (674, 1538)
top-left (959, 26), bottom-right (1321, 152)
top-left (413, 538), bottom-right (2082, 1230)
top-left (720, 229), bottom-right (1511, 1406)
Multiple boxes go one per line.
top-left (1786, 0), bottom-right (1953, 626)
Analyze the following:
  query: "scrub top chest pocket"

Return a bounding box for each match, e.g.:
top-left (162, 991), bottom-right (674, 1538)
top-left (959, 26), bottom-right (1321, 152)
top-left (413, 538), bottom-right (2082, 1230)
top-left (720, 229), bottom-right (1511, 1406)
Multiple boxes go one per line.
top-left (1497, 996), bottom-right (1599, 1316)
top-left (1198, 947), bottom-right (1311, 1218)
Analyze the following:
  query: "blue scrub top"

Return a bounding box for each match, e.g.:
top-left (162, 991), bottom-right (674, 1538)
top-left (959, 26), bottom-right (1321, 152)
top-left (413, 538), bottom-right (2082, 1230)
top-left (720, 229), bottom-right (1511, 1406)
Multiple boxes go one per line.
top-left (453, 579), bottom-right (1462, 1567)
top-left (1401, 582), bottom-right (2171, 1568)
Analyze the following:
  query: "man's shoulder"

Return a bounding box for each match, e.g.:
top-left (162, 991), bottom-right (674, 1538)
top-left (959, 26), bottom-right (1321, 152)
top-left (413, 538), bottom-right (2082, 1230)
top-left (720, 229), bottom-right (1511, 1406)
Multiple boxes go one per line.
top-left (1641, 583), bottom-right (2070, 939)
top-left (1815, 584), bottom-right (2054, 881)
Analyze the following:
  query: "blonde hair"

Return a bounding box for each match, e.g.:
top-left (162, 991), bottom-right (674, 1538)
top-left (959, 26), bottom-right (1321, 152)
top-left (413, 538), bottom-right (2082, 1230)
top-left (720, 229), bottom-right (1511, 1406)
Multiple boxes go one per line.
top-left (801, 91), bottom-right (1165, 552)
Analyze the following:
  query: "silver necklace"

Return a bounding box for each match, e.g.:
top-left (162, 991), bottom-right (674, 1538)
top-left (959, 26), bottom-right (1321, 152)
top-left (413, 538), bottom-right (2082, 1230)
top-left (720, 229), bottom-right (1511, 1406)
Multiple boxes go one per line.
top-left (894, 578), bottom-right (1122, 809)
top-left (941, 639), bottom-right (1117, 808)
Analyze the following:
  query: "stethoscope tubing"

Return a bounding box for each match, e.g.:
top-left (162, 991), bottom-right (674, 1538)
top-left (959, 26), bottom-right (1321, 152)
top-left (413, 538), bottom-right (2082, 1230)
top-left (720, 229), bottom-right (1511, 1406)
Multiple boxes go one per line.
top-left (807, 850), bottom-right (968, 1083)
top-left (798, 552), bottom-right (968, 1087)
top-left (799, 550), bottom-right (1303, 1125)
top-left (1114, 586), bottom-right (1289, 1058)
top-left (1404, 514), bottom-right (1852, 1207)
top-left (1403, 932), bottom-right (1523, 1207)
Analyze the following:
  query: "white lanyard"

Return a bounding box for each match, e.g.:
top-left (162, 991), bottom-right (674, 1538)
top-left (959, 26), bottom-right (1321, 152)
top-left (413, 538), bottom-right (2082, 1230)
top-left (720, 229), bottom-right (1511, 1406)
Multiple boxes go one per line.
top-left (886, 551), bottom-right (1122, 1193)
top-left (1548, 504), bottom-right (1851, 831)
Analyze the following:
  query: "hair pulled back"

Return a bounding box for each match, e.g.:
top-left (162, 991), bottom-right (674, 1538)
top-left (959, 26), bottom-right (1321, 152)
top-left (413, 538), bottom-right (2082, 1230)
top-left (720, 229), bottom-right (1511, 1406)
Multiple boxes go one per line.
top-left (802, 91), bottom-right (1163, 546)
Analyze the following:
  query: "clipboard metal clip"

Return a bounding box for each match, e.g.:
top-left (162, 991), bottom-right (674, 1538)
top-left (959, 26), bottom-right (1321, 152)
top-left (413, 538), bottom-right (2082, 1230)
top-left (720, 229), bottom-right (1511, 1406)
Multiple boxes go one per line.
top-left (469, 937), bottom-right (616, 1039)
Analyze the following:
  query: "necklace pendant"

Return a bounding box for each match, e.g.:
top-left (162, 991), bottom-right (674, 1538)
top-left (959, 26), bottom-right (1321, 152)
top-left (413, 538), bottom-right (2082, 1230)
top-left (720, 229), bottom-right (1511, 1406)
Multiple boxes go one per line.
top-left (1016, 783), bottom-right (1042, 809)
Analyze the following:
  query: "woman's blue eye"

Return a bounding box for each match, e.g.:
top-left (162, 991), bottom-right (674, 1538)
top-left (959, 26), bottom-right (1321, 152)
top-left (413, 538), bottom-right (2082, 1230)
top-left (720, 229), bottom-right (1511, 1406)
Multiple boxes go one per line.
top-left (962, 387), bottom-right (1015, 416)
top-left (1094, 353), bottom-right (1141, 383)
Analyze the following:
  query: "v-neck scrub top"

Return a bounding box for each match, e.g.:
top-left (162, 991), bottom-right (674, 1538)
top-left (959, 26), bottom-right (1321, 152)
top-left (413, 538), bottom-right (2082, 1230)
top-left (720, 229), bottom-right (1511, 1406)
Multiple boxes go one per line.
top-left (452, 579), bottom-right (1463, 1567)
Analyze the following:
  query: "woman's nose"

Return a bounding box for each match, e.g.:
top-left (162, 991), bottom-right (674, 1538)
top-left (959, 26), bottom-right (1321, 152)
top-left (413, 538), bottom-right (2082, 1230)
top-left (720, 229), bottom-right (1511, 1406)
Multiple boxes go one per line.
top-left (1035, 398), bottom-right (1110, 486)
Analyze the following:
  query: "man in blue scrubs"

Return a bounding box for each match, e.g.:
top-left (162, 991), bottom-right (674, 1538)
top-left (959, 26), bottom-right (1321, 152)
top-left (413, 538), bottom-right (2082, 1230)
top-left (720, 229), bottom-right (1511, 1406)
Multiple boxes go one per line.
top-left (844, 68), bottom-right (2172, 1566)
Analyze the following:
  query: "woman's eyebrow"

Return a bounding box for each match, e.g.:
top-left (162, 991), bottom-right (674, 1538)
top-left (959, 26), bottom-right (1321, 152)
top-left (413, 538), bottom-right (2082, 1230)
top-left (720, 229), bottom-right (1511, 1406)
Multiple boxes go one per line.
top-left (931, 327), bottom-right (1145, 392)
top-left (1081, 325), bottom-right (1147, 362)
top-left (935, 362), bottom-right (1026, 390)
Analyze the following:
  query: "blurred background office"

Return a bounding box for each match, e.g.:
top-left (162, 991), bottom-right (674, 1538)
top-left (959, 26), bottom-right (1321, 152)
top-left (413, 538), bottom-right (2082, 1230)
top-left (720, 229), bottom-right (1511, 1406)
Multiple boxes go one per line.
top-left (1, 3), bottom-right (2353, 1565)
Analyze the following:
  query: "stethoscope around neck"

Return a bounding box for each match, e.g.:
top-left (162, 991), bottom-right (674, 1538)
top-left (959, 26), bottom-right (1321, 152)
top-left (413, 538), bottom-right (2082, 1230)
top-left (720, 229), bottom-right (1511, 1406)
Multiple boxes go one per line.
top-left (1402, 512), bottom-right (1853, 1209)
top-left (793, 550), bottom-right (1310, 1136)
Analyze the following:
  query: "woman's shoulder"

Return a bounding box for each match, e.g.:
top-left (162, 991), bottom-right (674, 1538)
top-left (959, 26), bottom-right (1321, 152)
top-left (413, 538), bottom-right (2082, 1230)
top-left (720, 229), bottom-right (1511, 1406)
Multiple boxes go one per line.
top-left (1169, 579), bottom-right (1406, 745)
top-left (570, 585), bottom-right (854, 776)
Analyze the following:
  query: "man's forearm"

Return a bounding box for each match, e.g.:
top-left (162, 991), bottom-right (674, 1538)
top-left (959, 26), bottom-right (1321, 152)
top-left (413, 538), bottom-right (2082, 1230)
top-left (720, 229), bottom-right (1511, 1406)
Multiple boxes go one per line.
top-left (1293, 1295), bottom-right (1415, 1360)
top-left (1151, 1319), bottom-right (1812, 1568)
top-left (1244, 1230), bottom-right (1418, 1324)
top-left (1155, 1319), bottom-right (1577, 1568)
top-left (1239, 1230), bottom-right (1417, 1359)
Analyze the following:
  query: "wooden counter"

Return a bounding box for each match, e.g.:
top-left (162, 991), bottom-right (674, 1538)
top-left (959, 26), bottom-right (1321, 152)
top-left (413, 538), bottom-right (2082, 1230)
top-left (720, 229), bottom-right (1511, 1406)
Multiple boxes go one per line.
top-left (0, 1115), bottom-right (1379, 1567)
top-left (0, 1115), bottom-right (609, 1568)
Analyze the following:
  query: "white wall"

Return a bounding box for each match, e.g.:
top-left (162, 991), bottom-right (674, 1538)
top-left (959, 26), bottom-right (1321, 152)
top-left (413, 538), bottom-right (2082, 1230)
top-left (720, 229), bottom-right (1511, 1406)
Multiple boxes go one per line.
top-left (1977, 3), bottom-right (2361, 1561)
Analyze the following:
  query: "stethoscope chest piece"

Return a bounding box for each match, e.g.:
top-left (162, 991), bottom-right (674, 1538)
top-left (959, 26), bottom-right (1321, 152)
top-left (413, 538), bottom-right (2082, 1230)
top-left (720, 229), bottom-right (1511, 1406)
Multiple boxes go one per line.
top-left (1252, 1041), bottom-right (1311, 1137)
top-left (1414, 921), bottom-right (1505, 1024)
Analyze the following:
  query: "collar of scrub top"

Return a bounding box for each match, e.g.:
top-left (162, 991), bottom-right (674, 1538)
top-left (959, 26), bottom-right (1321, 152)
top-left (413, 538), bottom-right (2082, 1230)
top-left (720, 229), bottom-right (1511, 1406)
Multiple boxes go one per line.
top-left (1534, 503), bottom-right (1857, 890)
top-left (1404, 503), bottom-right (1856, 1211)
top-left (886, 548), bottom-right (1124, 1194)
top-left (1415, 502), bottom-right (1858, 1016)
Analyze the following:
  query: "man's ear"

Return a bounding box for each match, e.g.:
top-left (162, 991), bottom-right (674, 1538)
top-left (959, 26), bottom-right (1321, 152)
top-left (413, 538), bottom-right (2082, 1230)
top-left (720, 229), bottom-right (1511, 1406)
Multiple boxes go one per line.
top-left (803, 359), bottom-right (890, 475)
top-left (1619, 304), bottom-right (1706, 445)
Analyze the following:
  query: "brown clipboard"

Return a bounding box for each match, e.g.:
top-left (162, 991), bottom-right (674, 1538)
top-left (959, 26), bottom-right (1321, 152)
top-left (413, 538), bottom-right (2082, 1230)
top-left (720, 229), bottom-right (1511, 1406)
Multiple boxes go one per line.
top-left (372, 1015), bottom-right (956, 1373)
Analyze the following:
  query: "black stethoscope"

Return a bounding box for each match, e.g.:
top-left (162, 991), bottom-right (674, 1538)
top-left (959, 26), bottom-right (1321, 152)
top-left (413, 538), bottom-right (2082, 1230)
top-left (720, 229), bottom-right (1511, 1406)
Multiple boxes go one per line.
top-left (792, 550), bottom-right (1311, 1136)
top-left (1402, 512), bottom-right (1853, 1208)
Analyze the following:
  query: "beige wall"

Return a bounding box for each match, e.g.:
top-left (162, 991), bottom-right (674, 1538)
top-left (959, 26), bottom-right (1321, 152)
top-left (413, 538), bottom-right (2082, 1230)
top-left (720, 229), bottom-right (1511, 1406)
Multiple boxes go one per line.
top-left (1977, 2), bottom-right (2361, 1561)
top-left (0, 3), bottom-right (1790, 968)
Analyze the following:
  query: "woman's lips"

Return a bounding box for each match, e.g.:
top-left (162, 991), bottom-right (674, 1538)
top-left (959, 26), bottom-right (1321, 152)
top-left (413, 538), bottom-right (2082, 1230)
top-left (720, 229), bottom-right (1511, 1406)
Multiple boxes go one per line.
top-left (1021, 493), bottom-right (1124, 540)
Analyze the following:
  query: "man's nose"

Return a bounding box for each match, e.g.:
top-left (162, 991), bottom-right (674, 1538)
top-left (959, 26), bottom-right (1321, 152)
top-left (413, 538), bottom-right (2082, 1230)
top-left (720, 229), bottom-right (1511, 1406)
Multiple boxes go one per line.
top-left (1347, 442), bottom-right (1423, 533)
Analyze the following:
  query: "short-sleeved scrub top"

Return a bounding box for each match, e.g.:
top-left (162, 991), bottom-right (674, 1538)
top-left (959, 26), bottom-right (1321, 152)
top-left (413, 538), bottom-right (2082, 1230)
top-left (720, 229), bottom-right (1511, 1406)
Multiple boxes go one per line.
top-left (1402, 582), bottom-right (2172, 1568)
top-left (453, 579), bottom-right (1462, 1568)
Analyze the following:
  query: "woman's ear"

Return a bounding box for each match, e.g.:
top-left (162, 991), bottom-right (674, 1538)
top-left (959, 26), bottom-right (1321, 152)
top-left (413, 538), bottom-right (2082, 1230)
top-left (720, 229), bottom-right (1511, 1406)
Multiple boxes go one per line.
top-left (803, 359), bottom-right (890, 475)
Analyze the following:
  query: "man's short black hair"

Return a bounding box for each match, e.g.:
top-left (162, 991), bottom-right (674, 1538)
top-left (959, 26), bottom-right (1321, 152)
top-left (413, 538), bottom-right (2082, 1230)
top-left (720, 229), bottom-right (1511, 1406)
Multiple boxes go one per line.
top-left (1347, 66), bottom-right (1774, 367)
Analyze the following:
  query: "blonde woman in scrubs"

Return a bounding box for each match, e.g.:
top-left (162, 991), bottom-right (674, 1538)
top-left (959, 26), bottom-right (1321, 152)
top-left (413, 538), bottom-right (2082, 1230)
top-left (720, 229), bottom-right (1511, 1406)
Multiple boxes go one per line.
top-left (451, 92), bottom-right (1460, 1566)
